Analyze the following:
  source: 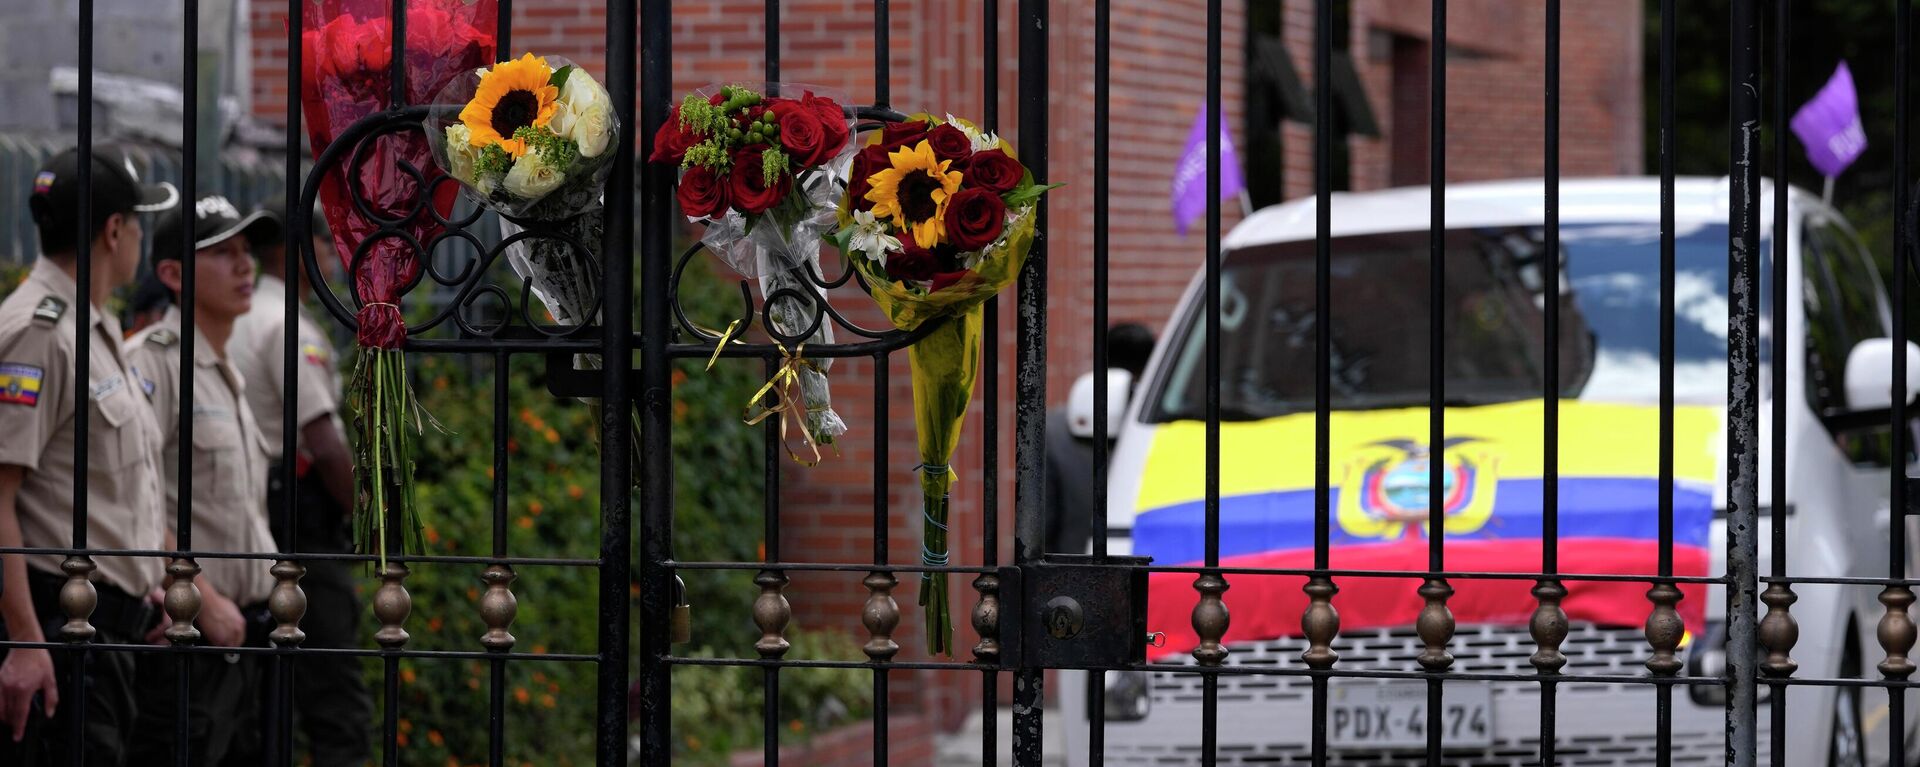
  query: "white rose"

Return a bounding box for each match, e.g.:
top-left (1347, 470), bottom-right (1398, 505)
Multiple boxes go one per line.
top-left (567, 101), bottom-right (615, 159)
top-left (443, 124), bottom-right (483, 186)
top-left (556, 70), bottom-right (614, 158)
top-left (503, 151), bottom-right (566, 200)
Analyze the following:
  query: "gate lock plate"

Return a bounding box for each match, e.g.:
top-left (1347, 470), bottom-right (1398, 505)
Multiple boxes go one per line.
top-left (998, 554), bottom-right (1151, 670)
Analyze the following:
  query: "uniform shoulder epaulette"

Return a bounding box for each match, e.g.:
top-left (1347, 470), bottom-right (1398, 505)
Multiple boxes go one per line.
top-left (146, 329), bottom-right (179, 347)
top-left (31, 296), bottom-right (65, 324)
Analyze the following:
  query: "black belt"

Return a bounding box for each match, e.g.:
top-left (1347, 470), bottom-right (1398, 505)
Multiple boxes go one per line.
top-left (27, 568), bottom-right (152, 640)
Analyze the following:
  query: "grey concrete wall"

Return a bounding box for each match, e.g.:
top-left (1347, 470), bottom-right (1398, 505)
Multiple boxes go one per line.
top-left (0, 0), bottom-right (244, 136)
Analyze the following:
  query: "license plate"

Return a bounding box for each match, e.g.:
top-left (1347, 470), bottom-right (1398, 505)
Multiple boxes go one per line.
top-left (1328, 681), bottom-right (1494, 749)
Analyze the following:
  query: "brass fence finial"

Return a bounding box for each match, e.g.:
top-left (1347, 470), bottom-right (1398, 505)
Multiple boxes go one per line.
top-left (1529, 579), bottom-right (1569, 674)
top-left (374, 561), bottom-right (413, 650)
top-left (1416, 578), bottom-right (1455, 672)
top-left (480, 564), bottom-right (518, 652)
top-left (57, 555), bottom-right (98, 642)
top-left (1191, 572), bottom-right (1230, 666)
top-left (163, 558), bottom-right (204, 645)
top-left (1301, 576), bottom-right (1340, 670)
top-left (1878, 585), bottom-right (1916, 679)
top-left (970, 572), bottom-right (1001, 664)
top-left (269, 560), bottom-right (308, 647)
top-left (1645, 581), bottom-right (1685, 675)
top-left (753, 569), bottom-right (791, 659)
top-left (862, 571), bottom-right (900, 662)
top-left (1758, 581), bottom-right (1799, 677)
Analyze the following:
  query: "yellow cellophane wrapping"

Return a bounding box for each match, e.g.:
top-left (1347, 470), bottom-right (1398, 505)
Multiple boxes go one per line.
top-left (839, 115), bottom-right (1037, 655)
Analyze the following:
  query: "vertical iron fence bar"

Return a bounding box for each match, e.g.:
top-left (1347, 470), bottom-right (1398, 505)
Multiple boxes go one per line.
top-left (1540, 1), bottom-right (1562, 764)
top-left (873, 352), bottom-right (890, 766)
top-left (1199, 0), bottom-right (1223, 765)
top-left (1767, 1), bottom-right (1790, 763)
top-left (1727, 1), bottom-right (1764, 765)
top-left (763, 6), bottom-right (782, 765)
top-left (491, 350), bottom-right (510, 767)
top-left (389, 0), bottom-right (407, 105)
top-left (766, 0), bottom-right (779, 82)
top-left (496, 0), bottom-right (511, 60)
top-left (980, 2), bottom-right (1002, 762)
top-left (276, 4), bottom-right (304, 763)
top-left (382, 3), bottom-right (408, 762)
top-left (874, 0), bottom-right (890, 109)
top-left (1090, 0), bottom-right (1110, 760)
top-left (1890, 0), bottom-right (1912, 763)
top-left (175, 0), bottom-right (200, 761)
top-left (765, 356), bottom-right (783, 767)
top-left (1311, 1), bottom-right (1334, 762)
top-left (68, 0), bottom-right (94, 760)
top-left (383, 656), bottom-right (401, 766)
top-left (1014, 0), bottom-right (1049, 764)
top-left (1425, 2), bottom-right (1448, 763)
top-left (632, 0), bottom-right (665, 763)
top-left (870, 6), bottom-right (892, 765)
top-left (1655, 0), bottom-right (1678, 760)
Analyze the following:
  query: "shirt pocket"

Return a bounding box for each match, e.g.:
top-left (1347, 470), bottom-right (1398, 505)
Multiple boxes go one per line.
top-left (91, 382), bottom-right (145, 469)
top-left (191, 416), bottom-right (248, 506)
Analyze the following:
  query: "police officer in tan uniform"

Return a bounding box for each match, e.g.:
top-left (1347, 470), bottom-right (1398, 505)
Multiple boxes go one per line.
top-left (230, 202), bottom-right (371, 767)
top-left (0, 145), bottom-right (176, 765)
top-left (124, 194), bottom-right (280, 764)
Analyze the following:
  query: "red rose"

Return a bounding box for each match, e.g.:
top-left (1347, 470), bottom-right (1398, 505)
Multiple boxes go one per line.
top-left (925, 124), bottom-right (973, 162)
top-left (962, 148), bottom-right (1023, 194)
top-left (943, 187), bottom-right (1008, 251)
top-left (885, 242), bottom-right (940, 282)
top-left (802, 93), bottom-right (850, 159)
top-left (848, 145), bottom-right (891, 211)
top-left (675, 165), bottom-right (731, 220)
top-left (729, 147), bottom-right (792, 215)
top-left (352, 21), bottom-right (393, 75)
top-left (929, 270), bottom-right (970, 292)
top-left (875, 120), bottom-right (930, 153)
top-left (773, 103), bottom-right (833, 167)
top-left (650, 105), bottom-right (706, 165)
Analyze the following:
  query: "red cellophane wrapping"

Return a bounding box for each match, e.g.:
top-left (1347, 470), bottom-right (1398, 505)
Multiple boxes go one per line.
top-left (299, 0), bottom-right (497, 347)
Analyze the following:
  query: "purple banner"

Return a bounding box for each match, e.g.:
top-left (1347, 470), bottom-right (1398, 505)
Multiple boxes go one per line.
top-left (1791, 62), bottom-right (1868, 178)
top-left (1170, 103), bottom-right (1245, 237)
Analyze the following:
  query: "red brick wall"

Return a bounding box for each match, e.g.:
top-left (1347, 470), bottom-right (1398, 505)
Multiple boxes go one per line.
top-left (250, 0), bottom-right (1641, 750)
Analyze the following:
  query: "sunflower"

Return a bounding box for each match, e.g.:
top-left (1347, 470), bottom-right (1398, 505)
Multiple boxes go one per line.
top-left (460, 53), bottom-right (560, 158)
top-left (864, 140), bottom-right (963, 249)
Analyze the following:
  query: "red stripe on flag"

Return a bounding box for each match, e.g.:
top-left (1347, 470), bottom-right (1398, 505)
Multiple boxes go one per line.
top-left (1145, 538), bottom-right (1708, 661)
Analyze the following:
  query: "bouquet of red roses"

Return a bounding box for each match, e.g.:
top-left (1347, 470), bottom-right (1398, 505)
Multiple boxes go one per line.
top-left (652, 84), bottom-right (855, 459)
top-left (831, 114), bottom-right (1057, 656)
top-left (301, 0), bottom-right (496, 560)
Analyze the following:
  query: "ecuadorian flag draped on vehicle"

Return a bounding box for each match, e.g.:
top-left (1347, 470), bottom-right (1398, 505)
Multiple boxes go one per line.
top-left (1133, 399), bottom-right (1719, 661)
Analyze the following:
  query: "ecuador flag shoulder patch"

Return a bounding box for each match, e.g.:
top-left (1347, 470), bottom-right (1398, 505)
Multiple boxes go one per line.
top-left (0, 363), bottom-right (45, 407)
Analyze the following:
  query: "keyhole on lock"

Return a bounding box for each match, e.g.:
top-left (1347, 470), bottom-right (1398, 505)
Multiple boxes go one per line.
top-left (1044, 596), bottom-right (1084, 640)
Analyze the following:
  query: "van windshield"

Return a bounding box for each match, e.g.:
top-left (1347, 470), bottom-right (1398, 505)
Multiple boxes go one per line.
top-left (1151, 222), bottom-right (1769, 422)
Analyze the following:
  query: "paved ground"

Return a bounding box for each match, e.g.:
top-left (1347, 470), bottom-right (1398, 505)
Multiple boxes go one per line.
top-left (935, 706), bottom-right (1067, 766)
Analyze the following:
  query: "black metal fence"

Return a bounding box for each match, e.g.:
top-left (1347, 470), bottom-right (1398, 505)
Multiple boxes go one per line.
top-left (8, 0), bottom-right (1920, 765)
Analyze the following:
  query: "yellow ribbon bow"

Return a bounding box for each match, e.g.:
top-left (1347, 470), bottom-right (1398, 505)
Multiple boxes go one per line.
top-left (744, 343), bottom-right (823, 467)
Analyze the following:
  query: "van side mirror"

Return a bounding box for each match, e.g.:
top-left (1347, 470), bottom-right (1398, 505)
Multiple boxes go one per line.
top-left (1843, 338), bottom-right (1920, 412)
top-left (1068, 369), bottom-right (1134, 440)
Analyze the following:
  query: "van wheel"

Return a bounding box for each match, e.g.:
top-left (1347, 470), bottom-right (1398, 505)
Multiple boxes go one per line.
top-left (1830, 637), bottom-right (1865, 767)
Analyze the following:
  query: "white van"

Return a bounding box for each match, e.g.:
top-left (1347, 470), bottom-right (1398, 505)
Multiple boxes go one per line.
top-left (1060, 177), bottom-right (1918, 767)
